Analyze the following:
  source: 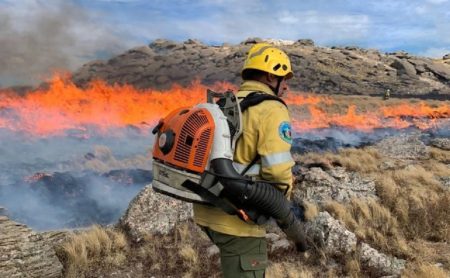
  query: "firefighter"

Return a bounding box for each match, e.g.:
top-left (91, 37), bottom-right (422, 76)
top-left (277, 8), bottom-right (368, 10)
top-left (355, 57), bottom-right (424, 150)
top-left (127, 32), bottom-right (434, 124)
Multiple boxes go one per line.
top-left (193, 43), bottom-right (295, 277)
top-left (384, 88), bottom-right (391, 100)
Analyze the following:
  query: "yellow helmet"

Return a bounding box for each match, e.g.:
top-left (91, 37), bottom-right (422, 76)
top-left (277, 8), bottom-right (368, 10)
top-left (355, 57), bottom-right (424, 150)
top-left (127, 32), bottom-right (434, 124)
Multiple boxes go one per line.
top-left (242, 43), bottom-right (293, 79)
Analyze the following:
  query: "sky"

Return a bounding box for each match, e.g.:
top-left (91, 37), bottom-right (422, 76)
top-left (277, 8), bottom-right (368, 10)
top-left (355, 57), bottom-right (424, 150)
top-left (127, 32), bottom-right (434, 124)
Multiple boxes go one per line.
top-left (0, 0), bottom-right (449, 86)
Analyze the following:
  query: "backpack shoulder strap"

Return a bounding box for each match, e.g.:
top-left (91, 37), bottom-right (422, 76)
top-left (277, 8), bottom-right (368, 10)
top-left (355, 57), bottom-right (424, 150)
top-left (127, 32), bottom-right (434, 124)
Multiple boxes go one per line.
top-left (239, 91), bottom-right (287, 113)
top-left (237, 91), bottom-right (287, 175)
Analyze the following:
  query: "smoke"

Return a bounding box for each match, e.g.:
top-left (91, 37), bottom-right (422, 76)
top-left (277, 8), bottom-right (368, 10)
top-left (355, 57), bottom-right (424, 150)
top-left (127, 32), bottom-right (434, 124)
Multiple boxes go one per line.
top-left (0, 128), bottom-right (154, 230)
top-left (0, 118), bottom-right (448, 230)
top-left (292, 119), bottom-right (450, 154)
top-left (0, 0), bottom-right (128, 87)
top-left (0, 171), bottom-right (148, 230)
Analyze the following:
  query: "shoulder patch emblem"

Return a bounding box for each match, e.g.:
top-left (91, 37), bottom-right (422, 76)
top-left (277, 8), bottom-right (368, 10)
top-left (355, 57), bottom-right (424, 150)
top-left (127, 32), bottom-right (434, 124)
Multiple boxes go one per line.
top-left (278, 121), bottom-right (292, 144)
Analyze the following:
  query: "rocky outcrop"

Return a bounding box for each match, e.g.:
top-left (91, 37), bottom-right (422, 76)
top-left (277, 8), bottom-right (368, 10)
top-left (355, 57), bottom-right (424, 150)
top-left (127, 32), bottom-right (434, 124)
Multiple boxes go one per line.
top-left (118, 184), bottom-right (192, 242)
top-left (293, 166), bottom-right (377, 203)
top-left (118, 182), bottom-right (406, 276)
top-left (72, 38), bottom-right (450, 97)
top-left (0, 215), bottom-right (63, 278)
top-left (374, 132), bottom-right (430, 160)
top-left (430, 137), bottom-right (450, 151)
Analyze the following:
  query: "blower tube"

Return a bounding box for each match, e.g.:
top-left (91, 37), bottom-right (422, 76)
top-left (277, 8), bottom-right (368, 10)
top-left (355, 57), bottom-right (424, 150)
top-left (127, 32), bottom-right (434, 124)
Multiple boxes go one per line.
top-left (210, 158), bottom-right (309, 252)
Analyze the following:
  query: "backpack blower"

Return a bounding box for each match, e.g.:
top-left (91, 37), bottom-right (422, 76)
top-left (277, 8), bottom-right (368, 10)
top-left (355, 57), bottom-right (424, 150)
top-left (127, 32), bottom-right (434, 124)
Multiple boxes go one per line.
top-left (151, 89), bottom-right (309, 251)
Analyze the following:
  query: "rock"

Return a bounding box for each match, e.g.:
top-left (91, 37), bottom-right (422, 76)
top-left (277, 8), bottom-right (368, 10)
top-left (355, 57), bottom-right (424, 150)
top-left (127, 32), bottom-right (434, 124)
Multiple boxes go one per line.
top-left (309, 212), bottom-right (357, 256)
top-left (306, 212), bottom-right (405, 276)
top-left (184, 39), bottom-right (203, 45)
top-left (264, 39), bottom-right (295, 46)
top-left (0, 215), bottom-right (63, 278)
top-left (359, 243), bottom-right (405, 277)
top-left (270, 239), bottom-right (292, 252)
top-left (425, 62), bottom-right (450, 80)
top-left (295, 39), bottom-right (315, 46)
top-left (443, 53), bottom-right (450, 60)
top-left (206, 245), bottom-right (220, 258)
top-left (241, 37), bottom-right (263, 45)
top-left (118, 184), bottom-right (192, 242)
top-left (265, 232), bottom-right (281, 243)
top-left (294, 167), bottom-right (377, 203)
top-left (389, 51), bottom-right (410, 59)
top-left (441, 177), bottom-right (450, 190)
top-left (430, 138), bottom-right (450, 151)
top-left (375, 133), bottom-right (430, 160)
top-left (149, 39), bottom-right (178, 52)
top-left (389, 58), bottom-right (417, 77)
top-left (71, 39), bottom-right (450, 96)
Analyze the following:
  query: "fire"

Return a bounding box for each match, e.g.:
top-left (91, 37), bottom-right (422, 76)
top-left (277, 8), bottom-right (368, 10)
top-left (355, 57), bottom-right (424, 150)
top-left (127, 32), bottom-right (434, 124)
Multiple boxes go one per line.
top-left (0, 74), bottom-right (448, 136)
top-left (24, 172), bottom-right (51, 183)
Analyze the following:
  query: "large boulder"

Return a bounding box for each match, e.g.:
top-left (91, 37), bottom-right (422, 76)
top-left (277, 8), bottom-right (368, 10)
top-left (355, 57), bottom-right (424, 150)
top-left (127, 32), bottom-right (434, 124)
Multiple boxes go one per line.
top-left (293, 166), bottom-right (377, 203)
top-left (0, 215), bottom-right (63, 278)
top-left (118, 184), bottom-right (192, 242)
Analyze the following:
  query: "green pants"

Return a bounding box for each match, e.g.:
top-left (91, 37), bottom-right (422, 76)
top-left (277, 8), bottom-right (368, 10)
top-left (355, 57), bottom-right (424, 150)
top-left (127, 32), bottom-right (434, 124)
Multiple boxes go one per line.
top-left (202, 227), bottom-right (267, 278)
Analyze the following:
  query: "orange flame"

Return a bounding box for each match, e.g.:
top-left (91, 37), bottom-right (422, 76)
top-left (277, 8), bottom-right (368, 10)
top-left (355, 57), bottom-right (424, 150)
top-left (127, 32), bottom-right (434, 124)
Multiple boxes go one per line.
top-left (0, 74), bottom-right (448, 136)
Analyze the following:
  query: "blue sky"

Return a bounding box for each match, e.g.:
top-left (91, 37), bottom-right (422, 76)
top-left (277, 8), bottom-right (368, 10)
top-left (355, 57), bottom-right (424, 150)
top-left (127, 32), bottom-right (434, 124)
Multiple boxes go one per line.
top-left (72, 0), bottom-right (450, 56)
top-left (0, 0), bottom-right (449, 85)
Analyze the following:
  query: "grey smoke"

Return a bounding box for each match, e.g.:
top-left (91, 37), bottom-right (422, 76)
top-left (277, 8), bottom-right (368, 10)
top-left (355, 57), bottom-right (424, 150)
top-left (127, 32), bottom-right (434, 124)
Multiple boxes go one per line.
top-left (0, 119), bottom-right (448, 230)
top-left (0, 128), bottom-right (153, 230)
top-left (0, 0), bottom-right (129, 87)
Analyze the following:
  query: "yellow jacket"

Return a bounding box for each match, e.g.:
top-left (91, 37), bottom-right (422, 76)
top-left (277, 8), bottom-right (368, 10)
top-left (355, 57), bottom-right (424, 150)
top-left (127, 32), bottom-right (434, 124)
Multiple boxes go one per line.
top-left (193, 80), bottom-right (295, 237)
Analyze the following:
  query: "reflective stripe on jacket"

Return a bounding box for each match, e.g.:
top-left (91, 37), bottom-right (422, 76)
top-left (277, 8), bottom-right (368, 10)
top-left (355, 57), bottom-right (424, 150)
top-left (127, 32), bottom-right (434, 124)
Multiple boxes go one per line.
top-left (193, 80), bottom-right (295, 237)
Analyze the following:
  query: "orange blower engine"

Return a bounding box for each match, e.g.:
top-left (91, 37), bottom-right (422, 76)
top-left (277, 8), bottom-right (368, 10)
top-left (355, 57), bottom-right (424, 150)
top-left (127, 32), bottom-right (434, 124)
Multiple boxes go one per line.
top-left (151, 89), bottom-right (242, 204)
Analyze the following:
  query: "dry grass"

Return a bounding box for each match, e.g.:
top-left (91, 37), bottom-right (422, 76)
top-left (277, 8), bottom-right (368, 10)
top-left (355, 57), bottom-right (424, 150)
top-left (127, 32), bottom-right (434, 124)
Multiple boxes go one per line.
top-left (314, 94), bottom-right (449, 116)
top-left (296, 147), bottom-right (382, 173)
top-left (324, 198), bottom-right (408, 257)
top-left (141, 221), bottom-right (220, 278)
top-left (429, 147), bottom-right (450, 164)
top-left (375, 169), bottom-right (449, 241)
top-left (302, 200), bottom-right (319, 221)
top-left (266, 262), bottom-right (316, 278)
top-left (296, 143), bottom-right (450, 275)
top-left (402, 263), bottom-right (448, 278)
top-left (56, 225), bottom-right (129, 278)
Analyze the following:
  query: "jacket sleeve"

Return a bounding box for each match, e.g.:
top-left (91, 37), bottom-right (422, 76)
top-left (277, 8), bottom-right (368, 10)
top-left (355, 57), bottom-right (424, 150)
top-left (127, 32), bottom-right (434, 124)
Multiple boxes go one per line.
top-left (256, 102), bottom-right (295, 195)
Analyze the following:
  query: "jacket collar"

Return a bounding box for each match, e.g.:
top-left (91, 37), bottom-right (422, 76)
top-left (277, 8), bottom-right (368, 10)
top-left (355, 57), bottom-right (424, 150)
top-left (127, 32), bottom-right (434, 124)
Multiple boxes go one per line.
top-left (237, 80), bottom-right (275, 97)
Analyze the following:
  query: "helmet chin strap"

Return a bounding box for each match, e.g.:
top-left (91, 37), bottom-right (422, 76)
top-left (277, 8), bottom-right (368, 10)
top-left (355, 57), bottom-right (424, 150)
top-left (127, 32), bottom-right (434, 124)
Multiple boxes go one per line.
top-left (268, 76), bottom-right (284, 96)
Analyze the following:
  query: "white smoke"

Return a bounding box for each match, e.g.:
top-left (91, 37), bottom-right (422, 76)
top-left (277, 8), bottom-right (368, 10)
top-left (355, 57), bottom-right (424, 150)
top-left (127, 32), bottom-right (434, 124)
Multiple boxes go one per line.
top-left (0, 128), bottom-right (154, 230)
top-left (0, 0), bottom-right (129, 87)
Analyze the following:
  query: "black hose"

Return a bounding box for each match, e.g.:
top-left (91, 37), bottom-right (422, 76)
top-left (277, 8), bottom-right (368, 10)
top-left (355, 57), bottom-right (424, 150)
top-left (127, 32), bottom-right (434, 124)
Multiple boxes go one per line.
top-left (210, 158), bottom-right (309, 251)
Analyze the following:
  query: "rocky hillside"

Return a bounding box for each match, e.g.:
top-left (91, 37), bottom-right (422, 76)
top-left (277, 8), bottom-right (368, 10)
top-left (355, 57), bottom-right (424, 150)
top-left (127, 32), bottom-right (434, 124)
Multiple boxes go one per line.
top-left (1, 134), bottom-right (448, 277)
top-left (73, 38), bottom-right (450, 97)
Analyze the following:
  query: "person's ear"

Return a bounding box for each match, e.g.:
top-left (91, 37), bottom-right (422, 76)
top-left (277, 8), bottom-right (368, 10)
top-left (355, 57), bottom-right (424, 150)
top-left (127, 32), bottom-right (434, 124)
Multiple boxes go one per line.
top-left (267, 73), bottom-right (275, 82)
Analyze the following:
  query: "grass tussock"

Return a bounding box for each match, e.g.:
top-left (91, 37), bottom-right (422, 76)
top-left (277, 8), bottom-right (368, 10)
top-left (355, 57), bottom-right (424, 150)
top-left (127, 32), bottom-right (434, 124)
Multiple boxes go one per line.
top-left (376, 170), bottom-right (449, 241)
top-left (302, 200), bottom-right (319, 221)
top-left (324, 198), bottom-right (408, 257)
top-left (429, 147), bottom-right (450, 164)
top-left (56, 225), bottom-right (129, 278)
top-left (266, 262), bottom-right (323, 278)
top-left (402, 263), bottom-right (449, 278)
top-left (297, 145), bottom-right (449, 243)
top-left (343, 256), bottom-right (362, 278)
top-left (141, 221), bottom-right (220, 278)
top-left (295, 147), bottom-right (382, 173)
top-left (295, 142), bottom-right (450, 274)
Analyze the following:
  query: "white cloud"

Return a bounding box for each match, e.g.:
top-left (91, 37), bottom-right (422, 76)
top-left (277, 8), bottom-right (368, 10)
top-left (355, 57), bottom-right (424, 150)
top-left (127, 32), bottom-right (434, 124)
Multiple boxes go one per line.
top-left (279, 11), bottom-right (299, 24)
top-left (425, 0), bottom-right (448, 4)
top-left (419, 47), bottom-right (450, 58)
